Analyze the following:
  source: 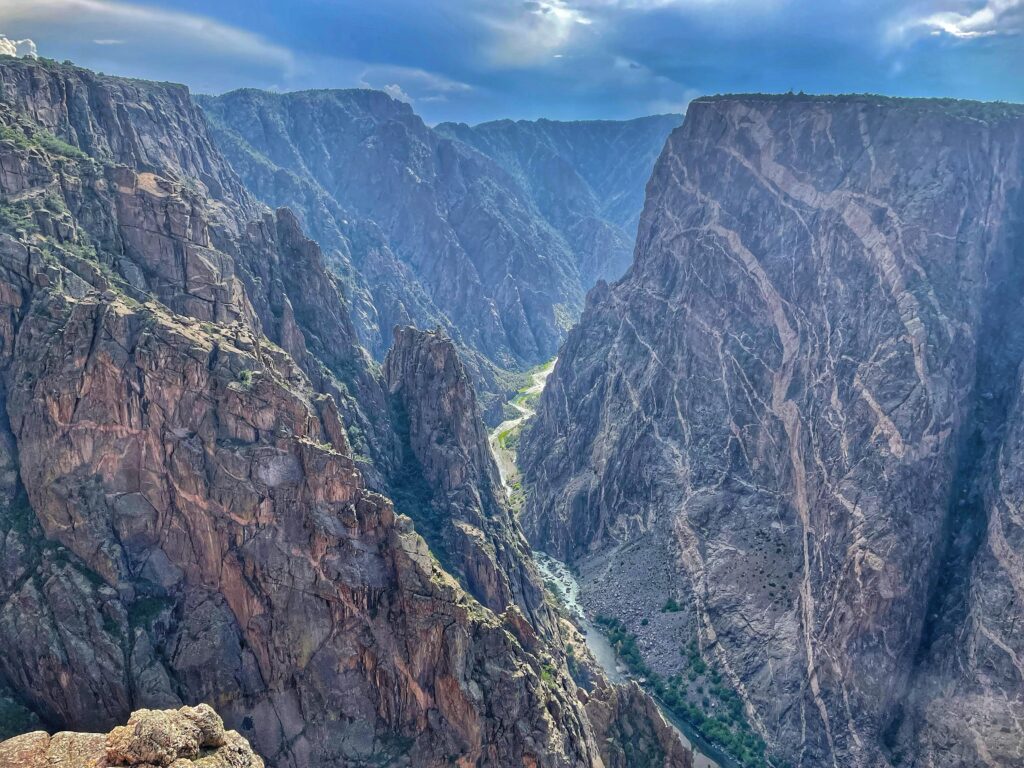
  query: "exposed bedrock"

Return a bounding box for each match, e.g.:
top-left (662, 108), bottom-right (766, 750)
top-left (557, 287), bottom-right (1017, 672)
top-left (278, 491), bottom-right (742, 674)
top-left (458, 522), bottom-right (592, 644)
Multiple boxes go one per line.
top-left (522, 94), bottom-right (1024, 767)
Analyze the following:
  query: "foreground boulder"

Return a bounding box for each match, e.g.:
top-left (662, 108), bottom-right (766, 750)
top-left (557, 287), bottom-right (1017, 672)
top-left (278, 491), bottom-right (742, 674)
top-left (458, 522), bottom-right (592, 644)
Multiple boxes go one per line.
top-left (0, 704), bottom-right (263, 767)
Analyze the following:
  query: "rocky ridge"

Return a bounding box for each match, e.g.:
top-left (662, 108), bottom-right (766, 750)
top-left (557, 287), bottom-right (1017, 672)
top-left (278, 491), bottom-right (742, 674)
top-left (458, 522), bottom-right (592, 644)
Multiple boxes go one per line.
top-left (0, 56), bottom-right (690, 768)
top-left (436, 115), bottom-right (679, 284)
top-left (522, 94), bottom-right (1024, 767)
top-left (197, 89), bottom-right (580, 371)
top-left (383, 326), bottom-right (553, 633)
top-left (197, 93), bottom-right (677, 423)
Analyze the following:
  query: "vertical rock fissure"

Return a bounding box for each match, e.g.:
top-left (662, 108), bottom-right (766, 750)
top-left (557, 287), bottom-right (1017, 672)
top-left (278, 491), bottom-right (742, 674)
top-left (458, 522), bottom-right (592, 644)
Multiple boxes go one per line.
top-left (897, 184), bottom-right (1024, 748)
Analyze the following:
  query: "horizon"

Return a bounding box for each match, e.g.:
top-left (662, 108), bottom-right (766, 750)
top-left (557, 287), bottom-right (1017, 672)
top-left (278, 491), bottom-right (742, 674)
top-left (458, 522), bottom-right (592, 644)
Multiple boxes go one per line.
top-left (0, 1), bottom-right (1021, 125)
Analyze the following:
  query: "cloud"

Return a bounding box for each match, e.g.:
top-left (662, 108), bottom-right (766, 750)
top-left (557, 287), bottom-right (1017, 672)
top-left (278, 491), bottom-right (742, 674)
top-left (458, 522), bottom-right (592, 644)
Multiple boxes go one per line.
top-left (480, 1), bottom-right (596, 67)
top-left (893, 0), bottom-right (1024, 41)
top-left (0, 34), bottom-right (36, 58)
top-left (382, 83), bottom-right (412, 102)
top-left (0, 0), bottom-right (296, 89)
top-left (358, 64), bottom-right (473, 103)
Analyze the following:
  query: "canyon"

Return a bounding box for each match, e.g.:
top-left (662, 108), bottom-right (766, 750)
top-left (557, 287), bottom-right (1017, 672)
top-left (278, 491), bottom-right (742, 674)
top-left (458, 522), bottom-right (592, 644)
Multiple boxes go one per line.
top-left (1, 44), bottom-right (1023, 768)
top-left (197, 90), bottom-right (676, 422)
top-left (0, 55), bottom-right (687, 768)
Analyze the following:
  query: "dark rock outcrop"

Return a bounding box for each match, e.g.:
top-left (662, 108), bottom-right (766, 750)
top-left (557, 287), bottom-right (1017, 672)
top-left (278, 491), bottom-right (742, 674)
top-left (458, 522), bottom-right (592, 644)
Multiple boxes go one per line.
top-left (522, 94), bottom-right (1024, 767)
top-left (0, 704), bottom-right (264, 768)
top-left (383, 326), bottom-right (552, 632)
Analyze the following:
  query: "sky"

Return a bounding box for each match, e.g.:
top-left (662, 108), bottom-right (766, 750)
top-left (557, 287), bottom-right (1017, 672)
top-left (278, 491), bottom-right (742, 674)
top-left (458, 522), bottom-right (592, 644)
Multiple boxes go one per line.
top-left (0, 0), bottom-right (1021, 124)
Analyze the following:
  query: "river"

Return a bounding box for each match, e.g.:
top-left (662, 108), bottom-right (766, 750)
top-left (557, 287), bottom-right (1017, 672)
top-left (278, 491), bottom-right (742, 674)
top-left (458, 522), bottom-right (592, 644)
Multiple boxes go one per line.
top-left (487, 359), bottom-right (719, 768)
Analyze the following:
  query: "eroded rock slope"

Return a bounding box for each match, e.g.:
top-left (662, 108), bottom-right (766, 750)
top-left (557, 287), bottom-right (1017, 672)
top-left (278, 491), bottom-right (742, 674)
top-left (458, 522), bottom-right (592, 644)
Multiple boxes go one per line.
top-left (197, 89), bottom-right (581, 372)
top-left (436, 115), bottom-right (679, 284)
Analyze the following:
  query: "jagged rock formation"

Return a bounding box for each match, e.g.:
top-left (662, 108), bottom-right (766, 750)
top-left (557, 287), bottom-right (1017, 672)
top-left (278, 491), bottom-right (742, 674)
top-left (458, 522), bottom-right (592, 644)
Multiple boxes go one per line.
top-left (383, 326), bottom-right (552, 632)
top-left (0, 704), bottom-right (264, 767)
top-left (0, 56), bottom-right (691, 768)
top-left (197, 88), bottom-right (581, 371)
top-left (584, 683), bottom-right (693, 768)
top-left (521, 94), bottom-right (1024, 767)
top-left (196, 94), bottom-right (675, 423)
top-left (436, 115), bottom-right (679, 284)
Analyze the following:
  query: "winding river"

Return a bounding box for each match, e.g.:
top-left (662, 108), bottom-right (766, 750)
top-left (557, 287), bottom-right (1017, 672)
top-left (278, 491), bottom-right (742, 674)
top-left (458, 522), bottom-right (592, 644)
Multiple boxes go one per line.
top-left (488, 360), bottom-right (719, 768)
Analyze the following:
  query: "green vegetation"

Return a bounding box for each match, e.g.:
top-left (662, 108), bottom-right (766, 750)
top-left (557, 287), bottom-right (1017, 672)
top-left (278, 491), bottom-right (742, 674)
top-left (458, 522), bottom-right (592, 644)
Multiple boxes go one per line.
top-left (345, 421), bottom-right (371, 462)
top-left (0, 689), bottom-right (40, 741)
top-left (237, 369), bottom-right (254, 389)
top-left (662, 597), bottom-right (682, 612)
top-left (0, 200), bottom-right (34, 233)
top-left (0, 117), bottom-right (89, 161)
top-left (544, 578), bottom-right (565, 601)
top-left (129, 595), bottom-right (171, 629)
top-left (494, 424), bottom-right (520, 452)
top-left (595, 616), bottom-right (767, 767)
top-left (35, 130), bottom-right (89, 160)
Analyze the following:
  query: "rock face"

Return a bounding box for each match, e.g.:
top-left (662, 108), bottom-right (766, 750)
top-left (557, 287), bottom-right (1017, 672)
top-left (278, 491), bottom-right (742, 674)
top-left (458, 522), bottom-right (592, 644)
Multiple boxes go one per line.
top-left (0, 704), bottom-right (264, 768)
top-left (383, 326), bottom-right (551, 632)
top-left (197, 89), bottom-right (581, 371)
top-left (197, 94), bottom-right (675, 423)
top-left (436, 115), bottom-right (680, 284)
top-left (0, 56), bottom-right (691, 768)
top-left (521, 95), bottom-right (1024, 767)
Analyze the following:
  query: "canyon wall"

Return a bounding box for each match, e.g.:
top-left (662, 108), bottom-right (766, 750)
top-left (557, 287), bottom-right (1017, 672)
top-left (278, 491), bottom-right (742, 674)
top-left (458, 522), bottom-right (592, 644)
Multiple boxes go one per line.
top-left (522, 94), bottom-right (1024, 767)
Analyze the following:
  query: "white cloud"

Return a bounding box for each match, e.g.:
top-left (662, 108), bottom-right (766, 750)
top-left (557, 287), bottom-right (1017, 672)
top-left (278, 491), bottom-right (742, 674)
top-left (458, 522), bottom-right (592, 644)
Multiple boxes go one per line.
top-left (0, 34), bottom-right (36, 58)
top-left (382, 83), bottom-right (412, 103)
top-left (481, 1), bottom-right (596, 67)
top-left (0, 0), bottom-right (295, 85)
top-left (477, 0), bottom-right (775, 69)
top-left (893, 0), bottom-right (1024, 41)
top-left (358, 65), bottom-right (473, 103)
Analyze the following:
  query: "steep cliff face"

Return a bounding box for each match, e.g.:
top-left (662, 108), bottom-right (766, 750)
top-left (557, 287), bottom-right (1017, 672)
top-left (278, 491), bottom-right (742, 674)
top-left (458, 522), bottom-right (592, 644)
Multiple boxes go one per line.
top-left (522, 95), bottom-right (1024, 767)
top-left (436, 115), bottom-right (679, 284)
top-left (0, 57), bottom-right (690, 768)
top-left (383, 327), bottom-right (552, 633)
top-left (198, 89), bottom-right (582, 372)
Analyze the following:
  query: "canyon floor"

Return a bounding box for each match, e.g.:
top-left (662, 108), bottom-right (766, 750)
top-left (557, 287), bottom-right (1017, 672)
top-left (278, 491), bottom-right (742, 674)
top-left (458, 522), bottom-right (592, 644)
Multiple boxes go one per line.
top-left (488, 364), bottom-right (721, 768)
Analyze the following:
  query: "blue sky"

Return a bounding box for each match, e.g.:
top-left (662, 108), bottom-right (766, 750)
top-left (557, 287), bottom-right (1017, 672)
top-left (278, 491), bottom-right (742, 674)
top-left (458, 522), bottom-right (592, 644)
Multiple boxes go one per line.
top-left (1, 1), bottom-right (1021, 124)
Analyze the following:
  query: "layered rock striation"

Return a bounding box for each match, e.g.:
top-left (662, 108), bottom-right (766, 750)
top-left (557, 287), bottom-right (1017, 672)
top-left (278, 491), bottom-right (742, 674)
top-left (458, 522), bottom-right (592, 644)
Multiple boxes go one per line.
top-left (383, 326), bottom-right (552, 632)
top-left (522, 94), bottom-right (1024, 767)
top-left (197, 89), bottom-right (580, 371)
top-left (436, 115), bottom-right (679, 284)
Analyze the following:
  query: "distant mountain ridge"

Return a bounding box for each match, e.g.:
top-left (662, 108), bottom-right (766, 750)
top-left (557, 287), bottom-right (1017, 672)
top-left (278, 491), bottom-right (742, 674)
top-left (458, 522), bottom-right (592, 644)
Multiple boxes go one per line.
top-left (436, 114), bottom-right (680, 283)
top-left (197, 89), bottom-right (677, 420)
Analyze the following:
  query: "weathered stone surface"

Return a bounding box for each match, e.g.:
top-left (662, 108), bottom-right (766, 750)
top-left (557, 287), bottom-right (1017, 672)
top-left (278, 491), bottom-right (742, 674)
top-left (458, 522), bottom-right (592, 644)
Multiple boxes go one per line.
top-left (436, 115), bottom-right (679, 285)
top-left (198, 88), bottom-right (581, 371)
top-left (383, 326), bottom-right (552, 631)
top-left (585, 683), bottom-right (693, 768)
top-left (522, 94), bottom-right (1024, 767)
top-left (0, 704), bottom-right (263, 768)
